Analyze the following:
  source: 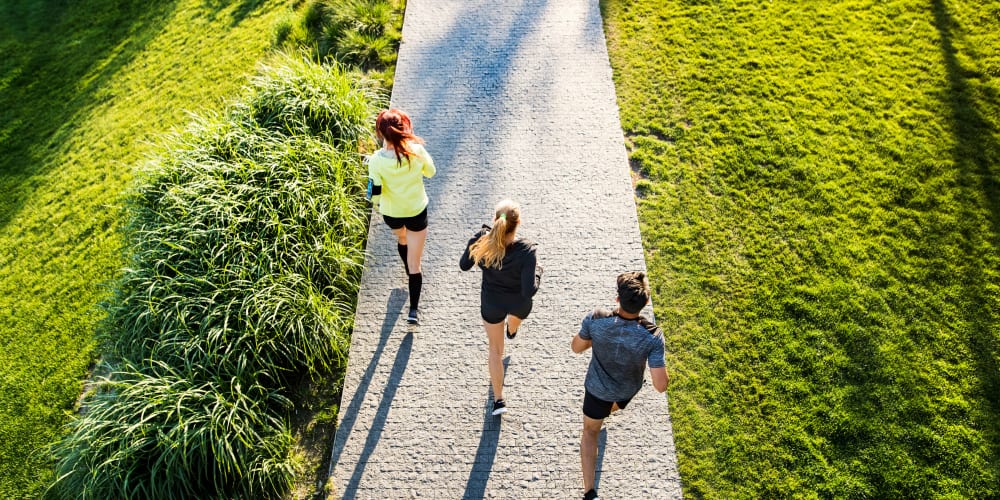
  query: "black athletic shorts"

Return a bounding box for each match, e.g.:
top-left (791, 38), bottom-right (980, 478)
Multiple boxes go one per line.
top-left (481, 297), bottom-right (533, 324)
top-left (582, 389), bottom-right (634, 420)
top-left (383, 207), bottom-right (428, 232)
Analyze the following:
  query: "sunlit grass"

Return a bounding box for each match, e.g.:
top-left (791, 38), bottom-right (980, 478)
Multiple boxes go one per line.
top-left (602, 0), bottom-right (1000, 497)
top-left (0, 1), bottom-right (290, 495)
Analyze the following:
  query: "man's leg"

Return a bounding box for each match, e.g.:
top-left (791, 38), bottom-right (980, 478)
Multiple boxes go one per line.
top-left (581, 415), bottom-right (604, 494)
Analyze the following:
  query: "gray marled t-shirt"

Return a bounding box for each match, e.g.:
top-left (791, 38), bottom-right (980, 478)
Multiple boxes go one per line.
top-left (579, 308), bottom-right (666, 402)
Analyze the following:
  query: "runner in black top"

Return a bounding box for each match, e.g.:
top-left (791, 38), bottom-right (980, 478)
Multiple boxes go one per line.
top-left (460, 199), bottom-right (541, 415)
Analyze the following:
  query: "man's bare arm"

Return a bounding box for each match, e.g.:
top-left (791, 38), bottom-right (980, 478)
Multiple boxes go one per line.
top-left (572, 334), bottom-right (592, 353)
top-left (649, 366), bottom-right (669, 392)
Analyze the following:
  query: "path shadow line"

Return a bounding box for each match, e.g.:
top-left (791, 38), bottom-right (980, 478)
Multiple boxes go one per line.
top-left (342, 331), bottom-right (414, 499)
top-left (461, 356), bottom-right (509, 499)
top-left (328, 288), bottom-right (407, 475)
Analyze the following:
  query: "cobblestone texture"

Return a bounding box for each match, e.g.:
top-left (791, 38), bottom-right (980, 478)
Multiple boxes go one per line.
top-left (329, 1), bottom-right (683, 498)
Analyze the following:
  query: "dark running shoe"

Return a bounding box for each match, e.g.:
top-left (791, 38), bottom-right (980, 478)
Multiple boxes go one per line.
top-left (505, 321), bottom-right (517, 340)
top-left (406, 308), bottom-right (419, 325)
top-left (583, 489), bottom-right (600, 500)
top-left (491, 399), bottom-right (507, 416)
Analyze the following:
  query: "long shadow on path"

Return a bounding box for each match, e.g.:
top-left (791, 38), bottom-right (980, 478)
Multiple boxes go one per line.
top-left (328, 288), bottom-right (408, 475)
top-left (462, 356), bottom-right (509, 499)
top-left (342, 330), bottom-right (414, 499)
top-left (393, 0), bottom-right (550, 221)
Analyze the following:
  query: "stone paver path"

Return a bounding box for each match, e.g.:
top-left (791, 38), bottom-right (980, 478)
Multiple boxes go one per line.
top-left (329, 1), bottom-right (682, 498)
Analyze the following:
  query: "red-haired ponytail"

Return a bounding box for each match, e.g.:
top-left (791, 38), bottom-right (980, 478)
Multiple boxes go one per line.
top-left (376, 109), bottom-right (424, 165)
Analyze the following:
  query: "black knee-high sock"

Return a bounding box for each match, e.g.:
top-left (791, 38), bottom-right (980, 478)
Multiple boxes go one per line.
top-left (407, 272), bottom-right (422, 311)
top-left (397, 243), bottom-right (409, 274)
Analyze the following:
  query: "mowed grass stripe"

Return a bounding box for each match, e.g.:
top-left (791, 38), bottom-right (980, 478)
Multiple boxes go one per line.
top-left (602, 0), bottom-right (999, 497)
top-left (0, 0), bottom-right (289, 496)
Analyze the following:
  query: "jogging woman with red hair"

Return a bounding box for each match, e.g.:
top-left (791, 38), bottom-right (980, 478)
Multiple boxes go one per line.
top-left (367, 109), bottom-right (436, 324)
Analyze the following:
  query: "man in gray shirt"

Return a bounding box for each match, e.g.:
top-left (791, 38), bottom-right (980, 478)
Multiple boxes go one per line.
top-left (571, 271), bottom-right (669, 500)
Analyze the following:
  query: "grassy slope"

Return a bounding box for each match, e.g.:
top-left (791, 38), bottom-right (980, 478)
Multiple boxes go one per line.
top-left (602, 0), bottom-right (999, 497)
top-left (0, 0), bottom-right (288, 495)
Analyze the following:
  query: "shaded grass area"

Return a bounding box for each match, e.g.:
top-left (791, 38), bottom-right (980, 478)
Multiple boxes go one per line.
top-left (0, 0), bottom-right (287, 496)
top-left (602, 0), bottom-right (1000, 497)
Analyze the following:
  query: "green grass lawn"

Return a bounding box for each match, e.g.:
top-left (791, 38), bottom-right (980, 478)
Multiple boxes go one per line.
top-left (602, 0), bottom-right (999, 497)
top-left (0, 0), bottom-right (291, 495)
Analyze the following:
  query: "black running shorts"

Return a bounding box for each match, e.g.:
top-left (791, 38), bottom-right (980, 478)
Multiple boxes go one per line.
top-left (383, 207), bottom-right (428, 232)
top-left (481, 297), bottom-right (533, 324)
top-left (582, 389), bottom-right (633, 420)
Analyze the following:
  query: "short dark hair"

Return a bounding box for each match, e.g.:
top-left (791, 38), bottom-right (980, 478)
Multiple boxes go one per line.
top-left (617, 271), bottom-right (650, 314)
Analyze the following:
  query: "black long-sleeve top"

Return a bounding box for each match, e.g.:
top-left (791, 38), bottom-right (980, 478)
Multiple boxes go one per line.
top-left (460, 226), bottom-right (540, 303)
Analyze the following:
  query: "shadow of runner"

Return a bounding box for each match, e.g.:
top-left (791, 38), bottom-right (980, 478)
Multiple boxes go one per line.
top-left (461, 399), bottom-right (501, 499)
top-left (462, 356), bottom-right (510, 499)
top-left (342, 331), bottom-right (415, 500)
top-left (328, 288), bottom-right (408, 475)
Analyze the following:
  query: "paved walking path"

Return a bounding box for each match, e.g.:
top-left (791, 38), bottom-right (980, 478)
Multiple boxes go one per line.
top-left (329, 1), bottom-right (683, 498)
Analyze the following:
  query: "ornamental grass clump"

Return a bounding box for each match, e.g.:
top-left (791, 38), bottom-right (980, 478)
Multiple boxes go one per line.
top-left (241, 55), bottom-right (379, 141)
top-left (51, 362), bottom-right (294, 499)
top-left (50, 52), bottom-right (385, 498)
top-left (322, 0), bottom-right (399, 70)
top-left (106, 126), bottom-right (367, 381)
top-left (273, 0), bottom-right (403, 87)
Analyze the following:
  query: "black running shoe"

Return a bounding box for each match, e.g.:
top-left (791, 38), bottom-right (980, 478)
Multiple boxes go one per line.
top-left (583, 489), bottom-right (600, 500)
top-left (505, 322), bottom-right (517, 340)
top-left (491, 399), bottom-right (507, 416)
top-left (406, 308), bottom-right (419, 325)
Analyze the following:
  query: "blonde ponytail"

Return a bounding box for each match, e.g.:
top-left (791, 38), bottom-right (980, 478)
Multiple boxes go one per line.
top-left (469, 200), bottom-right (520, 269)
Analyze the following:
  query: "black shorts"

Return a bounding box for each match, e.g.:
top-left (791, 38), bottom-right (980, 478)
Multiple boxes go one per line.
top-left (481, 298), bottom-right (533, 324)
top-left (383, 207), bottom-right (428, 232)
top-left (582, 389), bottom-right (634, 420)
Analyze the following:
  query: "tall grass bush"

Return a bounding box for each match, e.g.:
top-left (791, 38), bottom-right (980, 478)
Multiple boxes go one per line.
top-left (274, 0), bottom-right (404, 87)
top-left (320, 0), bottom-right (399, 70)
top-left (49, 52), bottom-right (385, 498)
top-left (242, 55), bottom-right (382, 141)
top-left (51, 362), bottom-right (294, 499)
